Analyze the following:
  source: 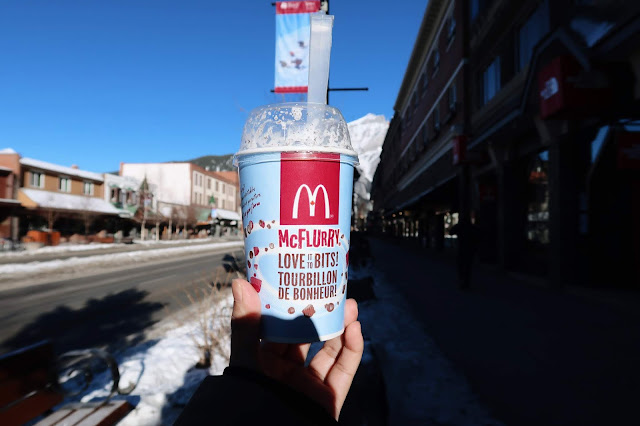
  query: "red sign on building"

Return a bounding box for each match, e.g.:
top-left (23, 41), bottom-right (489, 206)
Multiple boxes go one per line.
top-left (538, 55), bottom-right (612, 119)
top-left (452, 135), bottom-right (467, 165)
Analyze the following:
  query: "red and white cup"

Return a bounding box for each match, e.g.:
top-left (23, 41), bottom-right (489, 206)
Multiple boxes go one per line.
top-left (235, 103), bottom-right (358, 343)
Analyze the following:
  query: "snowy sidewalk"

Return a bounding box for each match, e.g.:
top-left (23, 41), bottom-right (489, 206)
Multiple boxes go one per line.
top-left (51, 253), bottom-right (500, 425)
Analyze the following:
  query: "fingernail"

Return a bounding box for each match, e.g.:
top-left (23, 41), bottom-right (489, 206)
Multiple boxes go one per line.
top-left (232, 280), bottom-right (243, 304)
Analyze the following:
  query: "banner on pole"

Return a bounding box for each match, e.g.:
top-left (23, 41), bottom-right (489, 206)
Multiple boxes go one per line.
top-left (275, 1), bottom-right (321, 94)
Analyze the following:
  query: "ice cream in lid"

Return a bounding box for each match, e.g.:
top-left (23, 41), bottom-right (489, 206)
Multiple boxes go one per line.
top-left (237, 102), bottom-right (357, 158)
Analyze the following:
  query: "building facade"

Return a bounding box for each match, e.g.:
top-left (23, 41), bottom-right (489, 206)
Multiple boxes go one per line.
top-left (372, 0), bottom-right (468, 249)
top-left (371, 0), bottom-right (640, 286)
top-left (120, 162), bottom-right (241, 229)
top-left (0, 150), bottom-right (122, 240)
top-left (0, 148), bottom-right (22, 241)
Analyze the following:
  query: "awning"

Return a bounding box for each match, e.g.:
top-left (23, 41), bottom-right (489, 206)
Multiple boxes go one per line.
top-left (211, 208), bottom-right (242, 221)
top-left (19, 188), bottom-right (121, 215)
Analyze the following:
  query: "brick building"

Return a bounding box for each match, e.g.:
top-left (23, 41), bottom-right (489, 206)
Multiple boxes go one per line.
top-left (371, 0), bottom-right (640, 286)
top-left (372, 0), bottom-right (468, 248)
top-left (0, 149), bottom-right (123, 241)
top-left (120, 162), bottom-right (241, 231)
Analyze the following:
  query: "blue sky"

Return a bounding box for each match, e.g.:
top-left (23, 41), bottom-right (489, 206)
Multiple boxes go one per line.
top-left (0, 0), bottom-right (427, 172)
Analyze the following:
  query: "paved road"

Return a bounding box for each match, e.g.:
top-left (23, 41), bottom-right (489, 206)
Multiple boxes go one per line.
top-left (0, 246), bottom-right (244, 355)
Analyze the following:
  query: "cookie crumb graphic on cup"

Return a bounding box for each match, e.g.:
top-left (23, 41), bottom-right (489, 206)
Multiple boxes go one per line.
top-left (288, 307), bottom-right (295, 314)
top-left (250, 277), bottom-right (262, 293)
top-left (269, 243), bottom-right (275, 249)
top-left (265, 304), bottom-right (270, 309)
top-left (259, 220), bottom-right (265, 228)
top-left (302, 304), bottom-right (315, 317)
top-left (324, 303), bottom-right (334, 312)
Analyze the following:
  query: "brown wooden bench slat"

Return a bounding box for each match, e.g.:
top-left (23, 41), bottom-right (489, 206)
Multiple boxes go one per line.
top-left (52, 406), bottom-right (97, 426)
top-left (0, 390), bottom-right (64, 426)
top-left (1, 341), bottom-right (132, 426)
top-left (0, 341), bottom-right (58, 409)
top-left (32, 406), bottom-right (75, 426)
top-left (75, 401), bottom-right (132, 426)
top-left (0, 368), bottom-right (52, 407)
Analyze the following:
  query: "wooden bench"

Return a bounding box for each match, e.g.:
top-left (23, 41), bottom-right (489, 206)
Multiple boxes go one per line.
top-left (0, 341), bottom-right (133, 426)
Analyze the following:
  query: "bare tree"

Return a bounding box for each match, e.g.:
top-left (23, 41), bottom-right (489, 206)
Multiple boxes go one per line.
top-left (139, 177), bottom-right (151, 240)
top-left (79, 195), bottom-right (99, 236)
top-left (45, 208), bottom-right (61, 232)
top-left (42, 193), bottom-right (61, 232)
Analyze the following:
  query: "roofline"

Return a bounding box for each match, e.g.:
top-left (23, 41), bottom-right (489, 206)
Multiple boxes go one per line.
top-left (20, 157), bottom-right (104, 182)
top-left (393, 0), bottom-right (448, 112)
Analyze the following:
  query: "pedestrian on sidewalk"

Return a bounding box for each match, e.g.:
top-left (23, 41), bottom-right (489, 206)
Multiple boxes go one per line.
top-left (449, 215), bottom-right (480, 290)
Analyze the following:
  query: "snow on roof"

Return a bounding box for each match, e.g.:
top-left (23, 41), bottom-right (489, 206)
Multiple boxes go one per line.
top-left (211, 208), bottom-right (241, 221)
top-left (21, 188), bottom-right (121, 214)
top-left (0, 148), bottom-right (17, 154)
top-left (20, 157), bottom-right (104, 182)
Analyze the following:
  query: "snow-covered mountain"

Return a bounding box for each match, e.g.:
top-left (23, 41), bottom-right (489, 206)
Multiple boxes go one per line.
top-left (348, 113), bottom-right (389, 182)
top-left (348, 113), bottom-right (389, 212)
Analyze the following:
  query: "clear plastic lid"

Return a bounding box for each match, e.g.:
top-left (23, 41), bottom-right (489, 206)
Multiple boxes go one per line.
top-left (236, 102), bottom-right (358, 159)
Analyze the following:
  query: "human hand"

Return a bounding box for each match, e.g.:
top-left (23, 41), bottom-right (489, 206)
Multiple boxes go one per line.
top-left (229, 278), bottom-right (364, 420)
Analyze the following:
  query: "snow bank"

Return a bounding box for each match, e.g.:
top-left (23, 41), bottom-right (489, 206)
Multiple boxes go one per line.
top-left (0, 238), bottom-right (226, 260)
top-left (0, 242), bottom-right (126, 258)
top-left (70, 292), bottom-right (233, 426)
top-left (0, 241), bottom-right (243, 284)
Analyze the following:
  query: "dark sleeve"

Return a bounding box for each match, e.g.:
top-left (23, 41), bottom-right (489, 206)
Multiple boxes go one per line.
top-left (174, 366), bottom-right (339, 426)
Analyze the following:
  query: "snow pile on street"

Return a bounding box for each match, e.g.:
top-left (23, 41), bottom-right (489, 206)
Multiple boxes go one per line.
top-left (352, 265), bottom-right (503, 425)
top-left (0, 241), bottom-right (243, 284)
top-left (70, 292), bottom-right (233, 426)
top-left (0, 242), bottom-right (125, 258)
top-left (0, 237), bottom-right (228, 260)
top-left (131, 238), bottom-right (232, 246)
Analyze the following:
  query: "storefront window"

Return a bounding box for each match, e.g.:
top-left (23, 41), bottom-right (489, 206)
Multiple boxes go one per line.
top-left (526, 150), bottom-right (550, 244)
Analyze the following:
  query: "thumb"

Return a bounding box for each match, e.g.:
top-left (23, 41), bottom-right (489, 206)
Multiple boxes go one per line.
top-left (230, 279), bottom-right (261, 369)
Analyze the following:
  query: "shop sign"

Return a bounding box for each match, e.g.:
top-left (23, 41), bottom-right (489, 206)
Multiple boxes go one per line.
top-left (538, 55), bottom-right (611, 119)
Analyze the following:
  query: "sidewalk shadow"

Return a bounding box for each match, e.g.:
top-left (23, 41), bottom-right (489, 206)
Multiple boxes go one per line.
top-left (2, 289), bottom-right (164, 355)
